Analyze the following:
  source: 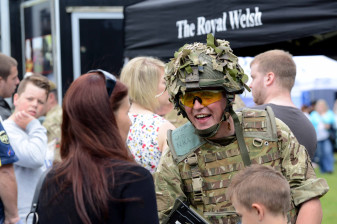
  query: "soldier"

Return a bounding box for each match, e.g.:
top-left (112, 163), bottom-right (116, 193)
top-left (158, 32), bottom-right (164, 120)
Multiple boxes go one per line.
top-left (42, 80), bottom-right (62, 162)
top-left (153, 34), bottom-right (329, 224)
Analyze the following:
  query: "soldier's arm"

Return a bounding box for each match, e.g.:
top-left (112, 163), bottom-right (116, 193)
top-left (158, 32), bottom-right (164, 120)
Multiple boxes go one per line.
top-left (153, 147), bottom-right (186, 223)
top-left (277, 119), bottom-right (328, 222)
top-left (295, 198), bottom-right (322, 224)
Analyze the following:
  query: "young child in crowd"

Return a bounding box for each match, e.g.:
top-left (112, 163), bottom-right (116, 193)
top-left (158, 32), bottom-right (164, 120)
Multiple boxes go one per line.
top-left (3, 74), bottom-right (49, 223)
top-left (227, 164), bottom-right (290, 224)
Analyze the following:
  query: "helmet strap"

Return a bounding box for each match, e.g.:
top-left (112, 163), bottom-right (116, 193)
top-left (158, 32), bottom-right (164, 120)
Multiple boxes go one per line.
top-left (195, 118), bottom-right (223, 138)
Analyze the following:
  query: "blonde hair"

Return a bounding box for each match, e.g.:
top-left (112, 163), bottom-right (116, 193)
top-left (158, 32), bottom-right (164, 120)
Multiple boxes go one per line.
top-left (315, 99), bottom-right (329, 113)
top-left (120, 57), bottom-right (165, 111)
top-left (251, 50), bottom-right (296, 91)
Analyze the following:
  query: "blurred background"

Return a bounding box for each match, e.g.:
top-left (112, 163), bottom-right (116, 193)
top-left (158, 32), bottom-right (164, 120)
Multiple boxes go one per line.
top-left (1, 0), bottom-right (337, 105)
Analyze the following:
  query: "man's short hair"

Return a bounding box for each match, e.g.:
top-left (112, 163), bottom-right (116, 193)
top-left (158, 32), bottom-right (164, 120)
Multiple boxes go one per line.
top-left (17, 74), bottom-right (50, 97)
top-left (250, 50), bottom-right (296, 91)
top-left (0, 53), bottom-right (18, 80)
top-left (120, 56), bottom-right (165, 112)
top-left (48, 80), bottom-right (58, 101)
top-left (227, 164), bottom-right (290, 216)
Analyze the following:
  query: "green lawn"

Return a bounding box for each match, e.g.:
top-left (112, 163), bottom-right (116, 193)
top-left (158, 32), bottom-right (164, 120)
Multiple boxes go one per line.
top-left (316, 154), bottom-right (337, 223)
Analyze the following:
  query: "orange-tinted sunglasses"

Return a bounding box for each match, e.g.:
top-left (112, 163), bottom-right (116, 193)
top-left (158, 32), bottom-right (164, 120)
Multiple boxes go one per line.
top-left (180, 90), bottom-right (223, 108)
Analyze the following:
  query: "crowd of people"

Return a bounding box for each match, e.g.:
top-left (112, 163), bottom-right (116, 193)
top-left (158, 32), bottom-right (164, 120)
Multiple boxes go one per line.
top-left (0, 34), bottom-right (332, 224)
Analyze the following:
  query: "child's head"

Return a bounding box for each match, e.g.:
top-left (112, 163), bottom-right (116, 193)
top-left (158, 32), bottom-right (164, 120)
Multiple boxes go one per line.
top-left (14, 74), bottom-right (50, 118)
top-left (227, 164), bottom-right (290, 224)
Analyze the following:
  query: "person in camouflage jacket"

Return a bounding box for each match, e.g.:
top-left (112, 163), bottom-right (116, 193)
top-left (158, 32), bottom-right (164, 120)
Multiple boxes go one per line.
top-left (153, 34), bottom-right (329, 224)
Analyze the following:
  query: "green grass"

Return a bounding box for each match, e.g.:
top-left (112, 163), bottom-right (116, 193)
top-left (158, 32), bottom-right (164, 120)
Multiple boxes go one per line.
top-left (315, 154), bottom-right (337, 223)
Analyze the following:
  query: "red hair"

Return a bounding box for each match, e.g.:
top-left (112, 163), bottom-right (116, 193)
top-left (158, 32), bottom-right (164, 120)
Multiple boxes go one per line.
top-left (54, 73), bottom-right (134, 223)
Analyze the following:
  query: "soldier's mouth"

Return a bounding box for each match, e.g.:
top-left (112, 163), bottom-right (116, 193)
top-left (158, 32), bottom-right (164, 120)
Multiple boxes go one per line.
top-left (195, 114), bottom-right (211, 120)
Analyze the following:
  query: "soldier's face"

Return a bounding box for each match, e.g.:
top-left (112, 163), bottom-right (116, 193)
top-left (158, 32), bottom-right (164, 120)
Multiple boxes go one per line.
top-left (184, 91), bottom-right (226, 131)
top-left (249, 63), bottom-right (267, 105)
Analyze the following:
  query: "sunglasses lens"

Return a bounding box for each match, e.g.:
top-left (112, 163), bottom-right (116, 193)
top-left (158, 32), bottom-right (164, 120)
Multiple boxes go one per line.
top-left (180, 91), bottom-right (223, 107)
top-left (180, 92), bottom-right (196, 108)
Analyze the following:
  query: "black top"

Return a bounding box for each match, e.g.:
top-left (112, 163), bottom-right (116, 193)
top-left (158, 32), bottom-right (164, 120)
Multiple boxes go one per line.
top-left (0, 97), bottom-right (12, 121)
top-left (36, 162), bottom-right (159, 224)
top-left (249, 104), bottom-right (317, 160)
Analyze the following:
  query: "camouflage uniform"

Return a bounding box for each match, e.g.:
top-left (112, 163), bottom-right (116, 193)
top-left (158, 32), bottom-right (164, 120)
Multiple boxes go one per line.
top-left (42, 104), bottom-right (62, 161)
top-left (154, 34), bottom-right (329, 224)
top-left (154, 108), bottom-right (329, 223)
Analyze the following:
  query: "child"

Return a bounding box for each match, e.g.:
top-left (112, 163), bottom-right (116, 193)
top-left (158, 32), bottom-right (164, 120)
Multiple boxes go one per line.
top-left (227, 164), bottom-right (290, 224)
top-left (3, 74), bottom-right (50, 223)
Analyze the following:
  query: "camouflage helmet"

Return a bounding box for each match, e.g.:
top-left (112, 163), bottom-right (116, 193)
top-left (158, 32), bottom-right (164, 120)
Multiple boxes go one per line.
top-left (165, 34), bottom-right (250, 116)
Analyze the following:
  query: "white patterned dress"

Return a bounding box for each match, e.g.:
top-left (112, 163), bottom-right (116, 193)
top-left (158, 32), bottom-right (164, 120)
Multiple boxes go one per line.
top-left (127, 113), bottom-right (167, 173)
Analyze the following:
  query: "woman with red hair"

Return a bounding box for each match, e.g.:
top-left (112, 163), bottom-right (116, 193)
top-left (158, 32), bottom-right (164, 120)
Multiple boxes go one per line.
top-left (35, 70), bottom-right (159, 223)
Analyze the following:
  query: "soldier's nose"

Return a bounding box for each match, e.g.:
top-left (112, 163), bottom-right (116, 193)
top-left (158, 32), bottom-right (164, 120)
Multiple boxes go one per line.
top-left (193, 96), bottom-right (202, 104)
top-left (193, 97), bottom-right (204, 109)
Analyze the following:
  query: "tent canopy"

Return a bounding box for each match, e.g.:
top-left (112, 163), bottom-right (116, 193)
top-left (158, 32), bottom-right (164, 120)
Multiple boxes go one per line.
top-left (124, 0), bottom-right (337, 58)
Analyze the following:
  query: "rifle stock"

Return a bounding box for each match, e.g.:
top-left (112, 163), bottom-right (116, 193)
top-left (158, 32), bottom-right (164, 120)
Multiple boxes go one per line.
top-left (162, 198), bottom-right (210, 224)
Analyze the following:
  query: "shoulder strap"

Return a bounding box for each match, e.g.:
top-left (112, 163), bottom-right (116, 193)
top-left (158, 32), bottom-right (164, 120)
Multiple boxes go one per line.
top-left (26, 168), bottom-right (50, 224)
top-left (167, 122), bottom-right (206, 163)
top-left (229, 107), bottom-right (251, 167)
top-left (241, 106), bottom-right (278, 141)
top-left (265, 106), bottom-right (278, 140)
top-left (232, 106), bottom-right (278, 167)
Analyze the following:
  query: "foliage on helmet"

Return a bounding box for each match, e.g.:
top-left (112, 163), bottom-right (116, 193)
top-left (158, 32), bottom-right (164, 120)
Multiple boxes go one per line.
top-left (165, 34), bottom-right (250, 109)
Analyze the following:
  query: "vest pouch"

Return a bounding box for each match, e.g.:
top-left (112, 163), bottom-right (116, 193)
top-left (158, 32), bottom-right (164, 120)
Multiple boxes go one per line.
top-left (204, 211), bottom-right (240, 224)
top-left (203, 211), bottom-right (237, 216)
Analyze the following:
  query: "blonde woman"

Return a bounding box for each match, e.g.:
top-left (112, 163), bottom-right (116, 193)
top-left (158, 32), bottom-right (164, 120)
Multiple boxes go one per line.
top-left (120, 57), bottom-right (175, 173)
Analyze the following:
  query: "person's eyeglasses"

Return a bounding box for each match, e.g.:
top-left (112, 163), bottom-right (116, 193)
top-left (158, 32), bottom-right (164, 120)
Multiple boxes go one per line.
top-left (180, 90), bottom-right (223, 108)
top-left (87, 69), bottom-right (117, 97)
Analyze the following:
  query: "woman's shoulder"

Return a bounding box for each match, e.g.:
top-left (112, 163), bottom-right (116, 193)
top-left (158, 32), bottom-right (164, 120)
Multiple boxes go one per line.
top-left (125, 163), bottom-right (151, 177)
top-left (130, 112), bottom-right (166, 120)
top-left (327, 110), bottom-right (336, 119)
top-left (112, 161), bottom-right (152, 179)
top-left (110, 162), bottom-right (153, 190)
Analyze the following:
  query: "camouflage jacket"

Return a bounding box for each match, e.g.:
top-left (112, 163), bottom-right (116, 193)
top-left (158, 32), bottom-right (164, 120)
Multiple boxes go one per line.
top-left (43, 104), bottom-right (62, 144)
top-left (153, 108), bottom-right (329, 224)
top-left (42, 105), bottom-right (62, 162)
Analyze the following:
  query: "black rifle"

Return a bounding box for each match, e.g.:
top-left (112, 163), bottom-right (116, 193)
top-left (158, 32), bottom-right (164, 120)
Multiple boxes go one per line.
top-left (162, 198), bottom-right (210, 224)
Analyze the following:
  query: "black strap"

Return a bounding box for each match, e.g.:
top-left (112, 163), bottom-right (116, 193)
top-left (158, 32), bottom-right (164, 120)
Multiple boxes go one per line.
top-left (26, 169), bottom-right (50, 224)
top-left (229, 108), bottom-right (251, 166)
